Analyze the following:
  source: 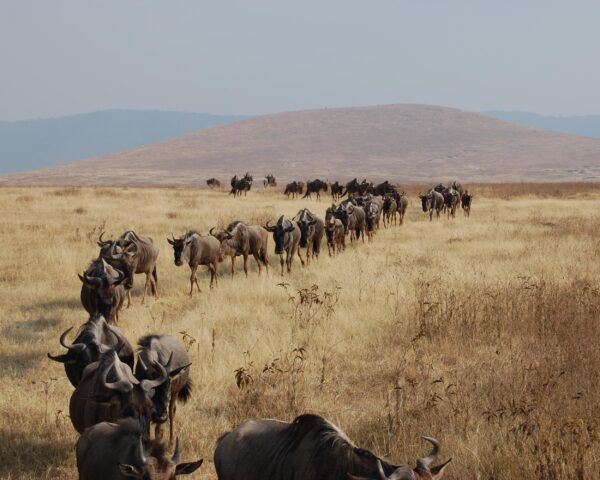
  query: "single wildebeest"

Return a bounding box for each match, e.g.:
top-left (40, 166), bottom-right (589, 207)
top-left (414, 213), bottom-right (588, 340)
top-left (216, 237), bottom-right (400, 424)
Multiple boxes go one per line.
top-left (48, 314), bottom-right (134, 388)
top-left (214, 414), bottom-right (451, 480)
top-left (335, 202), bottom-right (366, 243)
top-left (206, 178), bottom-right (221, 188)
top-left (168, 231), bottom-right (220, 297)
top-left (263, 174), bottom-right (276, 188)
top-left (284, 181), bottom-right (303, 199)
top-left (136, 335), bottom-right (192, 445)
top-left (76, 418), bottom-right (203, 480)
top-left (442, 187), bottom-right (460, 218)
top-left (70, 350), bottom-right (168, 434)
top-left (79, 258), bottom-right (126, 324)
top-left (342, 178), bottom-right (360, 197)
top-left (302, 179), bottom-right (328, 200)
top-left (211, 222), bottom-right (269, 276)
top-left (395, 192), bottom-right (409, 225)
top-left (419, 190), bottom-right (445, 221)
top-left (294, 208), bottom-right (324, 264)
top-left (325, 206), bottom-right (345, 255)
top-left (451, 181), bottom-right (464, 197)
top-left (461, 191), bottom-right (473, 217)
top-left (104, 231), bottom-right (160, 306)
top-left (373, 180), bottom-right (396, 196)
top-left (382, 195), bottom-right (397, 227)
top-left (364, 201), bottom-right (381, 241)
top-left (264, 215), bottom-right (301, 275)
top-left (329, 181), bottom-right (344, 201)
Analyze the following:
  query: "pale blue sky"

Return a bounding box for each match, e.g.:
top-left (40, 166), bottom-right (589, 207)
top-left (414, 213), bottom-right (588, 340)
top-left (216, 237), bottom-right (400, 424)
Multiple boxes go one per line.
top-left (2, 0), bottom-right (599, 120)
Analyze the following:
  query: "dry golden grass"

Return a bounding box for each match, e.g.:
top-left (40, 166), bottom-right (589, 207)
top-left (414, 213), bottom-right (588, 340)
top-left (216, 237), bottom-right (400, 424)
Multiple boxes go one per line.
top-left (1, 184), bottom-right (600, 479)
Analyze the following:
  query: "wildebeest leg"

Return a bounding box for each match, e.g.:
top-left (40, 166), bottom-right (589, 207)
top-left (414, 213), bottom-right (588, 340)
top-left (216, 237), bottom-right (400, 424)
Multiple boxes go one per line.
top-left (230, 256), bottom-right (235, 278)
top-left (297, 248), bottom-right (305, 266)
top-left (287, 249), bottom-right (295, 273)
top-left (209, 263), bottom-right (218, 288)
top-left (189, 266), bottom-right (197, 297)
top-left (429, 208), bottom-right (433, 221)
top-left (142, 272), bottom-right (150, 304)
top-left (126, 290), bottom-right (132, 308)
top-left (243, 253), bottom-right (248, 277)
top-left (279, 254), bottom-right (285, 276)
top-left (328, 243), bottom-right (333, 256)
top-left (253, 253), bottom-right (262, 274)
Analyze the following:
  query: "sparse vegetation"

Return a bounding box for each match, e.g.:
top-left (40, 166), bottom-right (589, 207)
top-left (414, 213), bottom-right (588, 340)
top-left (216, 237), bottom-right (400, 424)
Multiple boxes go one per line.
top-left (0, 184), bottom-right (599, 479)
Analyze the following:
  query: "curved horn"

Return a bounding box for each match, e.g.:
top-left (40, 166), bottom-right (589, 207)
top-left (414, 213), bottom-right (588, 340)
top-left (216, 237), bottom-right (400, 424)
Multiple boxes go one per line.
top-left (97, 231), bottom-right (111, 246)
top-left (83, 274), bottom-right (104, 290)
top-left (171, 437), bottom-right (181, 464)
top-left (101, 352), bottom-right (134, 393)
top-left (57, 327), bottom-right (86, 352)
top-left (209, 227), bottom-right (216, 236)
top-left (137, 435), bottom-right (148, 466)
top-left (416, 436), bottom-right (440, 469)
top-left (140, 359), bottom-right (168, 392)
top-left (377, 460), bottom-right (388, 480)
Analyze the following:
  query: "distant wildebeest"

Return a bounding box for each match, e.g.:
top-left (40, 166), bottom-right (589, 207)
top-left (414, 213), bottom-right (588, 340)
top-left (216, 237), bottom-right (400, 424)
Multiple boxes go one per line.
top-left (451, 181), bottom-right (464, 197)
top-left (302, 179), bottom-right (328, 200)
top-left (395, 192), bottom-right (409, 225)
top-left (442, 187), bottom-right (460, 218)
top-left (79, 258), bottom-right (126, 324)
top-left (325, 206), bottom-right (345, 255)
top-left (263, 174), bottom-right (276, 188)
top-left (342, 178), bottom-right (359, 197)
top-left (264, 215), bottom-right (301, 275)
top-left (419, 190), bottom-right (445, 221)
top-left (294, 209), bottom-right (324, 264)
top-left (211, 221), bottom-right (269, 276)
top-left (284, 181), bottom-right (304, 199)
top-left (70, 350), bottom-right (168, 434)
top-left (214, 414), bottom-right (451, 480)
top-left (76, 418), bottom-right (203, 480)
top-left (168, 231), bottom-right (220, 296)
top-left (329, 181), bottom-right (344, 201)
top-left (206, 178), bottom-right (221, 188)
top-left (364, 201), bottom-right (381, 241)
top-left (100, 231), bottom-right (160, 306)
top-left (335, 201), bottom-right (366, 243)
top-left (373, 180), bottom-right (396, 196)
top-left (136, 335), bottom-right (192, 445)
top-left (48, 315), bottom-right (134, 388)
top-left (433, 183), bottom-right (447, 194)
top-left (382, 195), bottom-right (397, 227)
top-left (230, 173), bottom-right (253, 197)
top-left (461, 191), bottom-right (473, 217)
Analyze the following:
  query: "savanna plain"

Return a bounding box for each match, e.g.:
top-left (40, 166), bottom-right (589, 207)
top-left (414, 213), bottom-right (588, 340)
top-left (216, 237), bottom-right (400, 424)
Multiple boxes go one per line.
top-left (1, 183), bottom-right (600, 480)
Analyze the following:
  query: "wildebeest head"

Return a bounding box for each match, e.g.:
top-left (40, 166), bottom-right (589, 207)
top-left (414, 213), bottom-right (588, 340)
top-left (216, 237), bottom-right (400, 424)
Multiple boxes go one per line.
top-left (79, 259), bottom-right (126, 319)
top-left (334, 203), bottom-right (352, 233)
top-left (103, 242), bottom-right (137, 290)
top-left (264, 216), bottom-right (296, 254)
top-left (365, 203), bottom-right (380, 231)
top-left (295, 209), bottom-right (317, 248)
top-left (347, 437), bottom-right (450, 480)
top-left (167, 232), bottom-right (197, 266)
top-left (419, 193), bottom-right (432, 212)
top-left (118, 435), bottom-right (203, 479)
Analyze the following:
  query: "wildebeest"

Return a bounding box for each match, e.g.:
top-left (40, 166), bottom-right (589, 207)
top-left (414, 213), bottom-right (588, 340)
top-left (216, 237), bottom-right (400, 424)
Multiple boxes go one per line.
top-left (373, 180), bottom-right (396, 196)
top-left (48, 315), bottom-right (134, 388)
top-left (461, 191), bottom-right (473, 217)
top-left (136, 335), bottom-right (192, 445)
top-left (442, 187), bottom-right (460, 218)
top-left (263, 174), bottom-right (276, 188)
top-left (206, 178), bottom-right (221, 188)
top-left (167, 231), bottom-right (220, 297)
top-left (451, 181), bottom-right (464, 197)
top-left (302, 179), bottom-right (328, 200)
top-left (284, 181), bottom-right (304, 199)
top-left (329, 181), bottom-right (344, 201)
top-left (325, 206), bottom-right (345, 255)
top-left (419, 190), bottom-right (445, 221)
top-left (335, 202), bottom-right (366, 243)
top-left (433, 183), bottom-right (447, 194)
top-left (210, 221), bottom-right (269, 276)
top-left (395, 192), bottom-right (409, 225)
top-left (70, 349), bottom-right (168, 434)
top-left (214, 414), bottom-right (450, 480)
top-left (264, 215), bottom-right (301, 275)
top-left (76, 418), bottom-right (203, 480)
top-left (364, 201), bottom-right (381, 241)
top-left (294, 209), bottom-right (324, 264)
top-left (382, 195), bottom-right (397, 227)
top-left (79, 258), bottom-right (126, 324)
top-left (230, 174), bottom-right (253, 197)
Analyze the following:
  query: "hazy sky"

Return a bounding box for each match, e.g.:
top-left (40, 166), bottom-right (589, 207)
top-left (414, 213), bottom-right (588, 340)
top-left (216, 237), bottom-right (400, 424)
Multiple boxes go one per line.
top-left (2, 0), bottom-right (600, 120)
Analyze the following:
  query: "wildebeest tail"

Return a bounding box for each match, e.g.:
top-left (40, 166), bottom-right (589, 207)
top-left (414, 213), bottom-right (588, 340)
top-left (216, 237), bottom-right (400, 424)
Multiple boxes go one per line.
top-left (178, 378), bottom-right (193, 403)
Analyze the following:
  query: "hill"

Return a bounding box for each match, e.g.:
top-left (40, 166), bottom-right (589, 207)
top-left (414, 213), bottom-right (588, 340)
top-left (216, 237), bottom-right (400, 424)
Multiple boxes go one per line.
top-left (483, 110), bottom-right (600, 140)
top-left (0, 110), bottom-right (248, 174)
top-left (2, 104), bottom-right (600, 185)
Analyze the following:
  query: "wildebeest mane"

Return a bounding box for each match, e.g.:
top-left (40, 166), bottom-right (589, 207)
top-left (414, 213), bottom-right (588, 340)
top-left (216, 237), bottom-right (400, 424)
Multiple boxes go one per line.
top-left (137, 334), bottom-right (160, 351)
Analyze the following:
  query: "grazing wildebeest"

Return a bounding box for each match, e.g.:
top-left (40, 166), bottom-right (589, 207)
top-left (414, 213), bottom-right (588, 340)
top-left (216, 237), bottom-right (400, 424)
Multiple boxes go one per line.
top-left (76, 418), bottom-right (203, 480)
top-left (264, 215), bottom-right (301, 275)
top-left (206, 178), bottom-right (221, 188)
top-left (294, 209), bottom-right (324, 264)
top-left (284, 181), bottom-right (303, 199)
top-left (329, 181), bottom-right (344, 201)
top-left (335, 202), bottom-right (366, 243)
top-left (79, 258), bottom-right (126, 324)
top-left (214, 414), bottom-right (451, 480)
top-left (364, 201), bottom-right (381, 241)
top-left (419, 190), bottom-right (445, 221)
top-left (442, 187), bottom-right (460, 218)
top-left (325, 206), bottom-right (345, 255)
top-left (302, 179), bottom-right (328, 200)
top-left (263, 174), bottom-right (276, 188)
top-left (167, 231), bottom-right (220, 297)
top-left (48, 315), bottom-right (134, 388)
top-left (382, 195), bottom-right (397, 227)
top-left (461, 191), bottom-right (473, 217)
top-left (70, 350), bottom-right (168, 434)
top-left (136, 335), bottom-right (192, 445)
top-left (211, 221), bottom-right (269, 276)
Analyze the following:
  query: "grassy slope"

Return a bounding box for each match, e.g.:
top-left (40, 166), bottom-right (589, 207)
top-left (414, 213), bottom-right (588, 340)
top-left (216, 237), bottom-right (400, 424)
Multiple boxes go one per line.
top-left (1, 184), bottom-right (599, 479)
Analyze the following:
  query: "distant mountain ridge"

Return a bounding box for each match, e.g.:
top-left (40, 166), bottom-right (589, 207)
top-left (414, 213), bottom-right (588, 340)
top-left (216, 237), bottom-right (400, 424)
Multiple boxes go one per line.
top-left (482, 111), bottom-right (600, 140)
top-left (2, 104), bottom-right (600, 185)
top-left (0, 110), bottom-right (249, 173)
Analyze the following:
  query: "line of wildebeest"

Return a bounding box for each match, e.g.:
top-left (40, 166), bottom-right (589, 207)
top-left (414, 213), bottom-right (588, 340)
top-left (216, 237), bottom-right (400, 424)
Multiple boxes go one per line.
top-left (45, 177), bottom-right (463, 479)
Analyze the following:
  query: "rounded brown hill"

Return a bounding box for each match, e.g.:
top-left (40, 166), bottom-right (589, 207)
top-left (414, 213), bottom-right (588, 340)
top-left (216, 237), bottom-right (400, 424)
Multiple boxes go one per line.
top-left (2, 104), bottom-right (600, 185)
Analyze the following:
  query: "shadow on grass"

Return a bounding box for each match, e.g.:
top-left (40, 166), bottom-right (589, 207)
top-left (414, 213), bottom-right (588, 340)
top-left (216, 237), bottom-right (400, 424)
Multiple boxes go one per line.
top-left (21, 298), bottom-right (81, 312)
top-left (3, 316), bottom-right (63, 343)
top-left (0, 428), bottom-right (73, 477)
top-left (0, 351), bottom-right (43, 378)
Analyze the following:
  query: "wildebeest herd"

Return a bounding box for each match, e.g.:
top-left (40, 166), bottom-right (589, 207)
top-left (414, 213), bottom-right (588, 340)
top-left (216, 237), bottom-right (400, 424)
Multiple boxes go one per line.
top-left (47, 177), bottom-right (465, 479)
